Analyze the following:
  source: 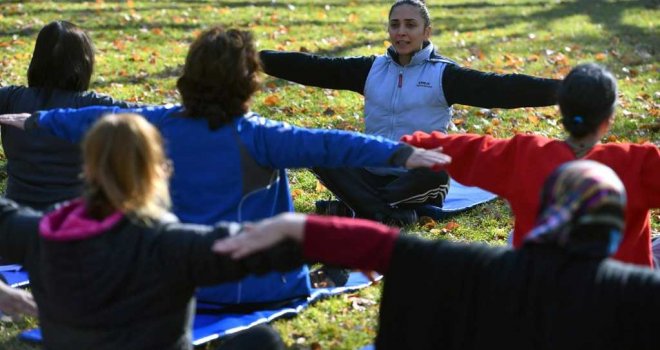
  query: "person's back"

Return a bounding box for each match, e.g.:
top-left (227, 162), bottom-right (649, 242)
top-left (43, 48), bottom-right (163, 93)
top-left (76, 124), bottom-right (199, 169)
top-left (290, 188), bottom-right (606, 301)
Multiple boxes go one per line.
top-left (0, 114), bottom-right (299, 350)
top-left (211, 160), bottom-right (660, 349)
top-left (1, 87), bottom-right (131, 209)
top-left (377, 237), bottom-right (660, 350)
top-left (0, 21), bottom-right (132, 210)
top-left (402, 63), bottom-right (660, 267)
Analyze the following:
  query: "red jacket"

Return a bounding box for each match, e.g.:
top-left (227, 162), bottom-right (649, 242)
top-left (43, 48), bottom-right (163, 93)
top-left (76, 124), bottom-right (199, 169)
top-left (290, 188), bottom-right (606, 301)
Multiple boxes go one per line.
top-left (403, 132), bottom-right (660, 267)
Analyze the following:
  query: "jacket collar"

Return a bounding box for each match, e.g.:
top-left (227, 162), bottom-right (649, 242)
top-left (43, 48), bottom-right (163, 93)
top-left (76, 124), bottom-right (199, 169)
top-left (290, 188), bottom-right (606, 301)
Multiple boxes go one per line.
top-left (386, 41), bottom-right (435, 67)
top-left (39, 199), bottom-right (124, 242)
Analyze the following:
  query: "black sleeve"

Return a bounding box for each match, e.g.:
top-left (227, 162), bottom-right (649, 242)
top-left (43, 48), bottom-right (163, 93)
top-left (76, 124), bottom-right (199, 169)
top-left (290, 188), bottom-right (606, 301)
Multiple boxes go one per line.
top-left (259, 50), bottom-right (375, 94)
top-left (442, 64), bottom-right (560, 108)
top-left (158, 222), bottom-right (305, 287)
top-left (0, 198), bottom-right (41, 264)
top-left (0, 86), bottom-right (19, 114)
top-left (82, 91), bottom-right (142, 108)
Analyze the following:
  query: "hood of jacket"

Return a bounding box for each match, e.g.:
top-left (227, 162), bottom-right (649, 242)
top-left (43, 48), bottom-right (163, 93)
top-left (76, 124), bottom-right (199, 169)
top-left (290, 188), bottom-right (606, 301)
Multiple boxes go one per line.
top-left (39, 199), bottom-right (124, 241)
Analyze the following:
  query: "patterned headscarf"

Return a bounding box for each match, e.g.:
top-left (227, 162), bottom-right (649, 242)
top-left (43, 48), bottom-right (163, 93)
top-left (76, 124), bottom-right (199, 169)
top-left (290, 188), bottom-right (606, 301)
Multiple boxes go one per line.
top-left (525, 160), bottom-right (626, 257)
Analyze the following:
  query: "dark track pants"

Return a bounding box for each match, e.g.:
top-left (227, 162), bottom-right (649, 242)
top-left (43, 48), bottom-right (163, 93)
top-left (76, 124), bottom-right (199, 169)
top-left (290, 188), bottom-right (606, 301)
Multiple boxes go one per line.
top-left (313, 167), bottom-right (450, 220)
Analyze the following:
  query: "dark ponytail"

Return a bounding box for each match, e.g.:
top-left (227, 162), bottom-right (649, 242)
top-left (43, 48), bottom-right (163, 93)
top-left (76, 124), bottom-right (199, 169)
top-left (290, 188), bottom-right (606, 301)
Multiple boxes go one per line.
top-left (558, 63), bottom-right (617, 138)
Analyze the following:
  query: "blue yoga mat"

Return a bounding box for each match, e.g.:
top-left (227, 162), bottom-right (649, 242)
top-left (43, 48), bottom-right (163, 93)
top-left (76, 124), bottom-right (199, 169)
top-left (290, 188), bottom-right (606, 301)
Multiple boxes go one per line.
top-left (20, 272), bottom-right (378, 345)
top-left (0, 265), bottom-right (29, 288)
top-left (315, 179), bottom-right (497, 220)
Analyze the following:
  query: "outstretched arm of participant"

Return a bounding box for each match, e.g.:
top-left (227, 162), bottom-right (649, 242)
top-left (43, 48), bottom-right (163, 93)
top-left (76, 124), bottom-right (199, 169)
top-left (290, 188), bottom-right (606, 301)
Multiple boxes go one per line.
top-left (0, 113), bottom-right (30, 129)
top-left (0, 281), bottom-right (37, 317)
top-left (402, 131), bottom-right (525, 197)
top-left (442, 64), bottom-right (560, 108)
top-left (212, 213), bottom-right (399, 274)
top-left (642, 145), bottom-right (660, 207)
top-left (3, 105), bottom-right (173, 143)
top-left (259, 50), bottom-right (374, 94)
top-left (242, 118), bottom-right (450, 170)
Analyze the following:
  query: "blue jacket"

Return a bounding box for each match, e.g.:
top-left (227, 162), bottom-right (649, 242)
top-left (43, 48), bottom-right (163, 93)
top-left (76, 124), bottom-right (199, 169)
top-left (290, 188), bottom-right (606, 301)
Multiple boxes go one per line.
top-left (30, 105), bottom-right (410, 224)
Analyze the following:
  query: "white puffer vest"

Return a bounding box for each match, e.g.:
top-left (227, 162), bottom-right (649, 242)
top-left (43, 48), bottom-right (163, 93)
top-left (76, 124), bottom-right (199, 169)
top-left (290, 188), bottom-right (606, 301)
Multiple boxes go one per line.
top-left (364, 43), bottom-right (452, 141)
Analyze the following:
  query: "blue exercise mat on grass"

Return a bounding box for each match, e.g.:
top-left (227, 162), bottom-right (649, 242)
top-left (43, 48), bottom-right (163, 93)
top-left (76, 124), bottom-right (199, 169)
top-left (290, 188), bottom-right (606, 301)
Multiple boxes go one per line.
top-left (0, 265), bottom-right (29, 288)
top-left (416, 179), bottom-right (496, 219)
top-left (19, 272), bottom-right (378, 346)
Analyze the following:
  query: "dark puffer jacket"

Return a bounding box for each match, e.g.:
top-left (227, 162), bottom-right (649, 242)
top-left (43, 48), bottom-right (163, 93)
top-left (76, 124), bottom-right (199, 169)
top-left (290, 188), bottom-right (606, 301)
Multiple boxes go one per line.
top-left (0, 198), bottom-right (302, 350)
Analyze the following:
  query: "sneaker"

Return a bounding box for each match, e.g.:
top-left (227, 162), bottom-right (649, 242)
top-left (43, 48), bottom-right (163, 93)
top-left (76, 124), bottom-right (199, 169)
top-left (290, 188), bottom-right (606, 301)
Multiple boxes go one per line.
top-left (310, 266), bottom-right (350, 288)
top-left (378, 209), bottom-right (419, 227)
top-left (315, 200), bottom-right (354, 217)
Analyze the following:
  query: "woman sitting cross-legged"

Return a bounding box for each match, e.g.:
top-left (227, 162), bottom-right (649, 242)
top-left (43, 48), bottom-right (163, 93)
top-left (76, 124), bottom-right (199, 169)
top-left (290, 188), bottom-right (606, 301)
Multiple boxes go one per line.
top-left (213, 160), bottom-right (660, 350)
top-left (0, 114), bottom-right (296, 350)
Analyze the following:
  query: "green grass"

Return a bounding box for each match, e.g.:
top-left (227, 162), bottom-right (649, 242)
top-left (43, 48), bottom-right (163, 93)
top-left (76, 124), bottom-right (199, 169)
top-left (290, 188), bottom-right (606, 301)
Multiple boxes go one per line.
top-left (0, 0), bottom-right (658, 349)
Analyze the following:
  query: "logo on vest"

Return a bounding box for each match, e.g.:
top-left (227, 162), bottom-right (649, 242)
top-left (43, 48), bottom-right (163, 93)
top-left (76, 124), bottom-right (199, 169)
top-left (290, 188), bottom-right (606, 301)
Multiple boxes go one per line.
top-left (416, 81), bottom-right (432, 88)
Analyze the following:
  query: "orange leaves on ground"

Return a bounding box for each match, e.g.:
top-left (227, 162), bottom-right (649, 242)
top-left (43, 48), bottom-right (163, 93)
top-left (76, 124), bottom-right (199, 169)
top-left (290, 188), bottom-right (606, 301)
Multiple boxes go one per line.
top-left (291, 189), bottom-right (304, 200)
top-left (264, 94), bottom-right (281, 106)
top-left (112, 39), bottom-right (126, 51)
top-left (315, 181), bottom-right (326, 193)
top-left (595, 52), bottom-right (607, 61)
top-left (423, 218), bottom-right (460, 235)
top-left (150, 27), bottom-right (164, 36)
top-left (527, 114), bottom-right (540, 125)
top-left (443, 221), bottom-right (460, 231)
top-left (502, 53), bottom-right (524, 70)
top-left (468, 46), bottom-right (485, 60)
top-left (348, 13), bottom-right (359, 23)
top-left (453, 118), bottom-right (465, 126)
top-left (606, 135), bottom-right (618, 143)
top-left (419, 216), bottom-right (437, 230)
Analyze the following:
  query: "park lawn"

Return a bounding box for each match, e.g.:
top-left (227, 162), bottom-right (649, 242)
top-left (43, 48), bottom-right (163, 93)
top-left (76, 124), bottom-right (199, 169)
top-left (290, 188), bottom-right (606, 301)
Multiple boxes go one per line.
top-left (0, 0), bottom-right (657, 349)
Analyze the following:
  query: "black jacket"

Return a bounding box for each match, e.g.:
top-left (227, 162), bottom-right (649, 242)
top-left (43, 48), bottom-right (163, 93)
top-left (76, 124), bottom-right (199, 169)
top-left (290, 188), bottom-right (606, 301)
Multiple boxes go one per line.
top-left (0, 86), bottom-right (135, 209)
top-left (0, 198), bottom-right (303, 350)
top-left (377, 235), bottom-right (660, 350)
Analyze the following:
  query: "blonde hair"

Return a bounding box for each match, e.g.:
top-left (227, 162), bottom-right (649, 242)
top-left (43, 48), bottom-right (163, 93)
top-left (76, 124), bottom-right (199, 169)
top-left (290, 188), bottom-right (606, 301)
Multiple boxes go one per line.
top-left (82, 113), bottom-right (171, 222)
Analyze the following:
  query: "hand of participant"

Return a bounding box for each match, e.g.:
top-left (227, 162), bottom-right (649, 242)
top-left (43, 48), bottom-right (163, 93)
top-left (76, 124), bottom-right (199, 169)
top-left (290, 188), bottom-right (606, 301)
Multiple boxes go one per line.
top-left (405, 146), bottom-right (451, 171)
top-left (0, 281), bottom-right (38, 317)
top-left (0, 113), bottom-right (30, 129)
top-left (212, 213), bottom-right (307, 259)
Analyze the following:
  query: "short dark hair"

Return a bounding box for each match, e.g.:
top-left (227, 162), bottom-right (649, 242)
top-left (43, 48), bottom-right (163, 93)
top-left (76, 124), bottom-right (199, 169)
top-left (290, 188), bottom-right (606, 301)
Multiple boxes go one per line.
top-left (389, 0), bottom-right (431, 28)
top-left (558, 63), bottom-right (617, 138)
top-left (27, 21), bottom-right (95, 91)
top-left (176, 27), bottom-right (261, 130)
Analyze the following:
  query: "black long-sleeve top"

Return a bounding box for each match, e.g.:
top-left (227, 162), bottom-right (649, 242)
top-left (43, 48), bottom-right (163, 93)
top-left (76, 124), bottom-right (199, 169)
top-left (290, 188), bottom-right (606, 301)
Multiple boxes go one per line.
top-left (259, 49), bottom-right (560, 108)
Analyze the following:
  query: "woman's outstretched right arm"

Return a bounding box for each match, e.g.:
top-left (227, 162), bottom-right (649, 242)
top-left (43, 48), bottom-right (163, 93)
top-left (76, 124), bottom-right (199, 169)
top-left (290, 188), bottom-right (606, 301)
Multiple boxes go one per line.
top-left (260, 50), bottom-right (375, 94)
top-left (213, 213), bottom-right (400, 274)
top-left (0, 105), bottom-right (175, 143)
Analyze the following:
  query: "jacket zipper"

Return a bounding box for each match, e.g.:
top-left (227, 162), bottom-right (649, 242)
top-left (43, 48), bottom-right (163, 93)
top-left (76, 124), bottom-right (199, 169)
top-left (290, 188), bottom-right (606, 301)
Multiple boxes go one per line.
top-left (390, 68), bottom-right (404, 140)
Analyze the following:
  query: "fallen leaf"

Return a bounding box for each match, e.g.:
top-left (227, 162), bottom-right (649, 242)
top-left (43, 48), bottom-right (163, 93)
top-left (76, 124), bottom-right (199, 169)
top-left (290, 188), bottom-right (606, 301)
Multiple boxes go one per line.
top-left (443, 221), bottom-right (460, 231)
top-left (291, 189), bottom-right (303, 200)
top-left (264, 94), bottom-right (280, 106)
top-left (527, 114), bottom-right (540, 125)
top-left (595, 52), bottom-right (607, 61)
